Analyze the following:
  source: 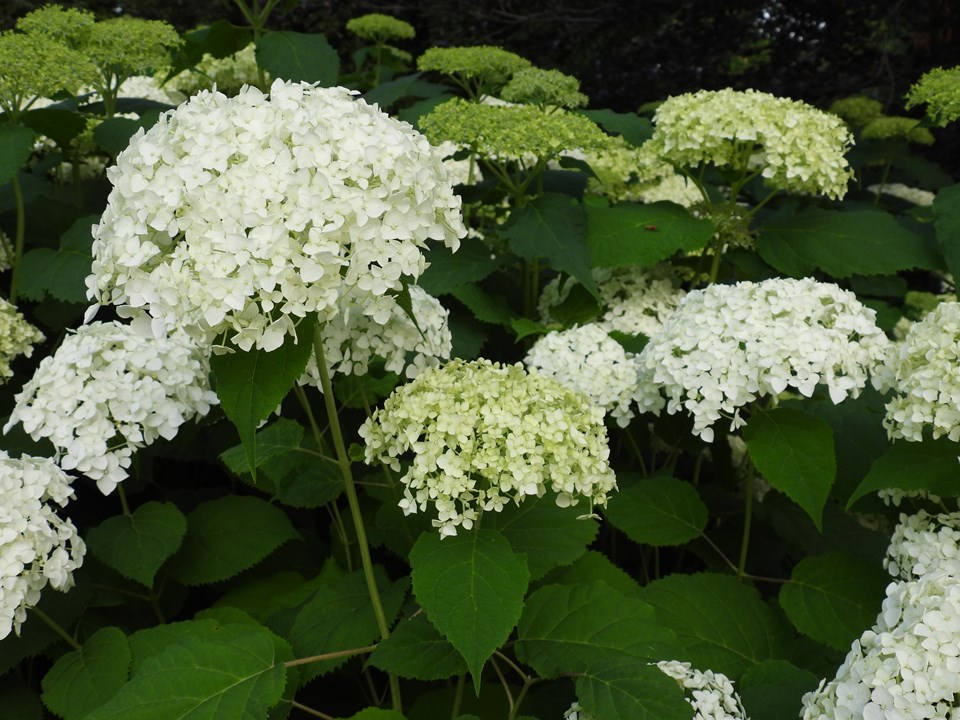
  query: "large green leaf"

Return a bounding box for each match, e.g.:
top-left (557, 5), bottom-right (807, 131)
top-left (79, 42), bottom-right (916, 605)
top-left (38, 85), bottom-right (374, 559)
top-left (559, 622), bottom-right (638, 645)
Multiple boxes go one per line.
top-left (742, 408), bottom-right (836, 530)
top-left (576, 661), bottom-right (691, 720)
top-left (362, 73), bottom-right (449, 111)
top-left (779, 552), bottom-right (888, 651)
top-left (410, 529), bottom-right (529, 691)
top-left (846, 436), bottom-right (960, 507)
top-left (418, 236), bottom-right (501, 295)
top-left (586, 201), bottom-right (714, 268)
top-left (93, 112), bottom-right (163, 156)
top-left (367, 614), bottom-right (466, 680)
top-left (41, 627), bottom-right (131, 720)
top-left (220, 418), bottom-right (306, 476)
top-left (636, 573), bottom-right (792, 678)
top-left (738, 660), bottom-right (819, 720)
top-left (0, 124), bottom-right (35, 185)
top-left (604, 476), bottom-right (708, 546)
top-left (85, 625), bottom-right (288, 720)
top-left (17, 249), bottom-right (90, 303)
top-left (166, 495), bottom-right (299, 585)
top-left (86, 502), bottom-right (187, 587)
top-left (933, 183), bottom-right (960, 280)
top-left (21, 108), bottom-right (86, 149)
top-left (501, 193), bottom-right (597, 298)
top-left (515, 582), bottom-right (678, 677)
top-left (256, 31), bottom-right (339, 85)
top-left (167, 20), bottom-right (253, 79)
top-left (578, 109), bottom-right (653, 146)
top-left (449, 283), bottom-right (514, 326)
top-left (756, 207), bottom-right (942, 278)
top-left (541, 550), bottom-right (644, 599)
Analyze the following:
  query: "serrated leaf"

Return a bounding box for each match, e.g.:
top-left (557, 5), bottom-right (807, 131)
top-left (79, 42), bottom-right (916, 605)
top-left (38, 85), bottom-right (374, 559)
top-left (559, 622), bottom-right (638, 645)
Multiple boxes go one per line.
top-left (586, 201), bottom-right (714, 268)
top-left (86, 502), bottom-right (187, 587)
top-left (362, 73), bottom-right (448, 110)
top-left (41, 627), bottom-right (131, 720)
top-left (16, 249), bottom-right (90, 303)
top-left (541, 550), bottom-right (643, 598)
top-left (367, 614), bottom-right (466, 680)
top-left (220, 419), bottom-right (306, 476)
top-left (256, 31), bottom-right (339, 85)
top-left (637, 573), bottom-right (792, 678)
top-left (780, 552), bottom-right (891, 651)
top-left (410, 529), bottom-right (529, 691)
top-left (576, 661), bottom-right (691, 720)
top-left (510, 317), bottom-right (547, 340)
top-left (0, 124), bottom-right (35, 184)
top-left (578, 109), bottom-right (653, 146)
top-left (739, 660), bottom-right (819, 720)
top-left (756, 207), bottom-right (942, 278)
top-left (604, 476), bottom-right (707, 546)
top-left (487, 496), bottom-right (598, 580)
top-left (86, 625), bottom-right (288, 720)
top-left (846, 436), bottom-right (960, 507)
top-left (502, 193), bottom-right (597, 298)
top-left (449, 283), bottom-right (514, 325)
top-left (166, 496), bottom-right (299, 585)
top-left (933, 183), bottom-right (960, 281)
top-left (516, 583), bottom-right (679, 677)
top-left (93, 113), bottom-right (163, 156)
top-left (742, 408), bottom-right (836, 530)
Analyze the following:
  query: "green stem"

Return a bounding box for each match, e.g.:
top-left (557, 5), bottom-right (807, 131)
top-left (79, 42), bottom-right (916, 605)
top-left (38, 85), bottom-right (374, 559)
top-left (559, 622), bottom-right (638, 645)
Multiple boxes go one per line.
top-left (707, 234), bottom-right (725, 285)
top-left (623, 430), bottom-right (648, 476)
top-left (117, 483), bottom-right (132, 516)
top-left (28, 607), bottom-right (81, 651)
top-left (737, 462), bottom-right (755, 578)
top-left (311, 323), bottom-right (401, 711)
top-left (8, 175), bottom-right (25, 303)
top-left (284, 643), bottom-right (377, 668)
top-left (288, 701), bottom-right (334, 720)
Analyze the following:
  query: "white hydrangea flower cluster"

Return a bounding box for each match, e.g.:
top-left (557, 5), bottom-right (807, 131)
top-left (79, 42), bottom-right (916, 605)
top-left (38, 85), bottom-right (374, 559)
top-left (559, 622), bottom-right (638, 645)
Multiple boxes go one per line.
top-left (433, 140), bottom-right (481, 187)
top-left (301, 285), bottom-right (451, 382)
top-left (637, 278), bottom-right (889, 442)
top-left (360, 358), bottom-right (617, 537)
top-left (0, 451), bottom-right (84, 640)
top-left (648, 88), bottom-right (854, 199)
top-left (879, 301), bottom-right (960, 442)
top-left (87, 79), bottom-right (466, 353)
top-left (525, 324), bottom-right (644, 427)
top-left (0, 298), bottom-right (44, 382)
top-left (867, 183), bottom-right (936, 207)
top-left (5, 321), bottom-right (218, 495)
top-left (803, 511), bottom-right (960, 719)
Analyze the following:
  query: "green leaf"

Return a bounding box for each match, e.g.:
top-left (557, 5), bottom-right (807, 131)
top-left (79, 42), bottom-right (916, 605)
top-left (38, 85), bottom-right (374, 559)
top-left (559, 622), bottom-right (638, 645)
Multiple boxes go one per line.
top-left (541, 550), bottom-right (643, 599)
top-left (41, 627), bottom-right (131, 720)
top-left (502, 193), bottom-right (597, 298)
top-left (220, 419), bottom-right (306, 476)
top-left (93, 113), bottom-right (163, 156)
top-left (510, 317), bottom-right (548, 341)
top-left (756, 207), bottom-right (942, 278)
top-left (410, 529), bottom-right (529, 691)
top-left (340, 710), bottom-right (408, 720)
top-left (0, 124), bottom-right (35, 185)
top-left (17, 249), bottom-right (90, 303)
top-left (604, 476), bottom-right (708, 546)
top-left (211, 319), bottom-right (315, 477)
top-left (362, 73), bottom-right (449, 110)
top-left (578, 109), bottom-right (653, 147)
top-left (449, 283), bottom-right (514, 326)
top-left (637, 573), bottom-right (792, 678)
top-left (933, 183), bottom-right (960, 281)
top-left (167, 20), bottom-right (253, 79)
top-left (739, 660), bottom-right (819, 720)
top-left (86, 625), bottom-right (288, 720)
top-left (21, 108), bottom-right (86, 149)
top-left (742, 408), bottom-right (836, 530)
top-left (256, 31), bottom-right (339, 85)
top-left (86, 502), bottom-right (187, 587)
top-left (166, 495), bottom-right (299, 585)
top-left (367, 614), bottom-right (467, 680)
top-left (608, 330), bottom-right (649, 354)
top-left (847, 436), bottom-right (960, 507)
top-left (779, 552), bottom-right (889, 651)
top-left (586, 201), bottom-right (714, 268)
top-left (516, 582), bottom-right (678, 677)
top-left (487, 496), bottom-right (598, 580)
top-left (576, 661), bottom-right (691, 720)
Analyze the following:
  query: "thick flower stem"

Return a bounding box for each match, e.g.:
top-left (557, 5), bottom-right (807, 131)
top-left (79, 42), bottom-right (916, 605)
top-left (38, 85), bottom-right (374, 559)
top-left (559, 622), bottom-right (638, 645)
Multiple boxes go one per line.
top-left (311, 325), bottom-right (401, 711)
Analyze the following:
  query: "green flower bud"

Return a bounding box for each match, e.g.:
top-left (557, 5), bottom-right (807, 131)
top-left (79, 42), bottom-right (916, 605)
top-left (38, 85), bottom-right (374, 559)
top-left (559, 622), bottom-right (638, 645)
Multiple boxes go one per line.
top-left (906, 66), bottom-right (960, 127)
top-left (16, 4), bottom-right (95, 49)
top-left (829, 96), bottom-right (884, 128)
top-left (418, 45), bottom-right (531, 97)
top-left (346, 13), bottom-right (415, 42)
top-left (0, 31), bottom-right (97, 116)
top-left (500, 67), bottom-right (588, 109)
top-left (861, 116), bottom-right (935, 145)
top-left (86, 17), bottom-right (181, 84)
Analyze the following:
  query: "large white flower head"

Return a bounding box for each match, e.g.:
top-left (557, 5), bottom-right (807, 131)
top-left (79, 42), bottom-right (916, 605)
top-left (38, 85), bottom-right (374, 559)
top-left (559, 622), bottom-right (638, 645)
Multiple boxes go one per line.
top-left (637, 278), bottom-right (889, 442)
top-left (885, 511), bottom-right (960, 581)
top-left (524, 324), bottom-right (644, 428)
top-left (87, 79), bottom-right (466, 352)
top-left (359, 358), bottom-right (617, 537)
top-left (879, 301), bottom-right (960, 442)
top-left (648, 88), bottom-right (854, 199)
top-left (0, 298), bottom-right (44, 382)
top-left (0, 452), bottom-right (84, 640)
top-left (4, 321), bottom-right (218, 495)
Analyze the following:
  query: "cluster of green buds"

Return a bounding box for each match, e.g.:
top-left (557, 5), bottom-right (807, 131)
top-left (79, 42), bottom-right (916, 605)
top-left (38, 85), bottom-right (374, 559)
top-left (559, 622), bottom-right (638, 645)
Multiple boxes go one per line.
top-left (906, 65), bottom-right (960, 127)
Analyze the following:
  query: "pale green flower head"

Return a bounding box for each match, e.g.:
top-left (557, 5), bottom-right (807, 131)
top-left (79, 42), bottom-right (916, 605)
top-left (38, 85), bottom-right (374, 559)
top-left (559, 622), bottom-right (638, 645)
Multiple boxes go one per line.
top-left (16, 5), bottom-right (95, 48)
top-left (0, 299), bottom-right (43, 381)
top-left (86, 17), bottom-right (181, 86)
top-left (417, 45), bottom-right (531, 97)
top-left (829, 96), bottom-right (883, 128)
top-left (165, 43), bottom-right (264, 97)
top-left (346, 13), bottom-right (415, 42)
top-left (648, 88), bottom-right (854, 199)
top-left (861, 116), bottom-right (935, 145)
top-left (906, 66), bottom-right (960, 127)
top-left (420, 97), bottom-right (608, 163)
top-left (500, 67), bottom-right (588, 109)
top-left (360, 358), bottom-right (617, 538)
top-left (0, 31), bottom-right (97, 116)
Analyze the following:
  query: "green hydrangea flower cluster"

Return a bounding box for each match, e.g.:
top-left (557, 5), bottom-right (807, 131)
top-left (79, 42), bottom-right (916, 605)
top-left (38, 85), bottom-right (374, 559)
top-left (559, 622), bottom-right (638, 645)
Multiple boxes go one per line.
top-left (0, 30), bottom-right (96, 117)
top-left (906, 66), bottom-right (960, 127)
top-left (648, 88), bottom-right (854, 199)
top-left (346, 13), bottom-right (415, 42)
top-left (829, 96), bottom-right (884, 128)
top-left (861, 116), bottom-right (935, 145)
top-left (360, 358), bottom-right (617, 537)
top-left (0, 299), bottom-right (44, 382)
top-left (420, 97), bottom-right (608, 163)
top-left (15, 4), bottom-right (94, 47)
top-left (418, 45), bottom-right (531, 98)
top-left (85, 17), bottom-right (181, 85)
top-left (165, 43), bottom-right (263, 97)
top-left (501, 67), bottom-right (588, 109)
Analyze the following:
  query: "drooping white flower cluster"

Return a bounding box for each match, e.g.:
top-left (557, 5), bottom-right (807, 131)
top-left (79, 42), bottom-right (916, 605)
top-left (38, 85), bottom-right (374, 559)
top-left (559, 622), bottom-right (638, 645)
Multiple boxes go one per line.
top-left (0, 452), bottom-right (84, 640)
top-left (0, 298), bottom-right (44, 382)
top-left (648, 88), bottom-right (854, 199)
top-left (636, 278), bottom-right (889, 442)
top-left (87, 79), bottom-right (466, 353)
top-left (867, 182), bottom-right (936, 207)
top-left (5, 321), bottom-right (218, 495)
top-left (360, 358), bottom-right (617, 537)
top-left (803, 511), bottom-right (960, 719)
top-left (879, 301), bottom-right (960, 442)
top-left (525, 324), bottom-right (644, 427)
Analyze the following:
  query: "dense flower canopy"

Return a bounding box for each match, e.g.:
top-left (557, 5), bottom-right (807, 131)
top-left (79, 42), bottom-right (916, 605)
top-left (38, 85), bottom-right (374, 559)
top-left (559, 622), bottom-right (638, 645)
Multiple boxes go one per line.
top-left (87, 80), bottom-right (466, 352)
top-left (906, 65), bottom-right (960, 127)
